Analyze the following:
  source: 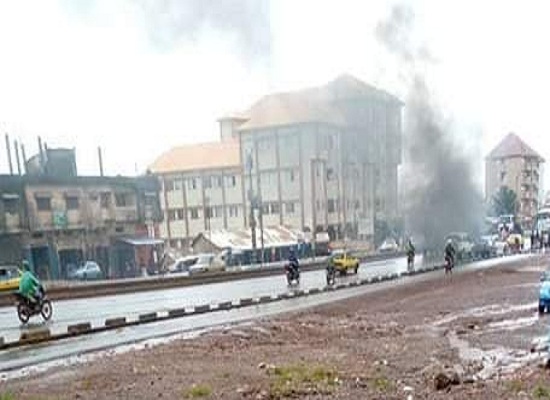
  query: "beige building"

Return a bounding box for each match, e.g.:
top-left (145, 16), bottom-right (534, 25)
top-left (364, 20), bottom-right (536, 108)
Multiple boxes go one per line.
top-left (486, 132), bottom-right (544, 226)
top-left (151, 74), bottom-right (403, 247)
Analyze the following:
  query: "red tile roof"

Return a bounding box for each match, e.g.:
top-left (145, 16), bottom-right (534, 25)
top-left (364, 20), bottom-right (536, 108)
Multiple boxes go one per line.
top-left (487, 133), bottom-right (543, 160)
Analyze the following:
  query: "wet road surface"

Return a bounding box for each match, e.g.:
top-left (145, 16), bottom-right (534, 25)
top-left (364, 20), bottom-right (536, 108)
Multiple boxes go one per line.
top-left (0, 254), bottom-right (531, 373)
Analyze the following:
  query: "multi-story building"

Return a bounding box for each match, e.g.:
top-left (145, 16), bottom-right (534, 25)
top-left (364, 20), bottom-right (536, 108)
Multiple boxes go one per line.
top-left (150, 140), bottom-right (244, 250)
top-left (486, 132), bottom-right (545, 226)
top-left (152, 74), bottom-right (403, 247)
top-left (0, 149), bottom-right (162, 279)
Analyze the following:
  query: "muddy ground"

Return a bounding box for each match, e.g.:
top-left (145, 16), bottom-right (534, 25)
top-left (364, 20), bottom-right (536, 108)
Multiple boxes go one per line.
top-left (2, 255), bottom-right (550, 399)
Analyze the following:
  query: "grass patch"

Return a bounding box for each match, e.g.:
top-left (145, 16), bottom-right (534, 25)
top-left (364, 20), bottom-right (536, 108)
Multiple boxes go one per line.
top-left (506, 379), bottom-right (524, 393)
top-left (268, 363), bottom-right (338, 398)
top-left (0, 393), bottom-right (15, 400)
top-left (371, 376), bottom-right (393, 392)
top-left (184, 384), bottom-right (212, 398)
top-left (534, 384), bottom-right (550, 399)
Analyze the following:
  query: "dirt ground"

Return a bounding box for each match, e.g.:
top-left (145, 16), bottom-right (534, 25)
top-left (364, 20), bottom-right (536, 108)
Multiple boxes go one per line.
top-left (3, 255), bottom-right (550, 399)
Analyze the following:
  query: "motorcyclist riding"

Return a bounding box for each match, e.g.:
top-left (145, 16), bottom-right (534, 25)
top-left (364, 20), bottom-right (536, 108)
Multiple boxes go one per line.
top-left (406, 238), bottom-right (415, 270)
top-left (288, 248), bottom-right (300, 273)
top-left (444, 239), bottom-right (456, 272)
top-left (18, 260), bottom-right (41, 304)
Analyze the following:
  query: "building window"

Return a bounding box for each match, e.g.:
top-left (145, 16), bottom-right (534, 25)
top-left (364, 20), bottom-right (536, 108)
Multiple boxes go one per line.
top-left (164, 179), bottom-right (174, 192)
top-left (115, 192), bottom-right (132, 207)
top-left (65, 196), bottom-right (79, 210)
top-left (3, 198), bottom-right (19, 215)
top-left (326, 168), bottom-right (335, 181)
top-left (168, 210), bottom-right (176, 221)
top-left (271, 202), bottom-right (280, 214)
top-left (36, 196), bottom-right (51, 211)
top-left (226, 175), bottom-right (237, 187)
top-left (328, 199), bottom-right (336, 213)
top-left (289, 170), bottom-right (296, 182)
top-left (203, 176), bottom-right (212, 189)
top-left (285, 202), bottom-right (295, 214)
top-left (216, 176), bottom-right (223, 188)
top-left (100, 192), bottom-right (111, 209)
top-left (189, 208), bottom-right (200, 220)
top-left (229, 205), bottom-right (239, 217)
top-left (213, 206), bottom-right (223, 218)
top-left (188, 178), bottom-right (197, 190)
top-left (500, 171), bottom-right (506, 182)
top-left (262, 203), bottom-right (270, 215)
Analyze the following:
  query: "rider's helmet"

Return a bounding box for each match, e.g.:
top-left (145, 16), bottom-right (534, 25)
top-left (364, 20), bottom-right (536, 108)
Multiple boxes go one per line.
top-left (21, 260), bottom-right (30, 271)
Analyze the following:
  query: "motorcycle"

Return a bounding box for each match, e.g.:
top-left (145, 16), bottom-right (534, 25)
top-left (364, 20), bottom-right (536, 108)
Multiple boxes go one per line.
top-left (285, 263), bottom-right (300, 286)
top-left (444, 255), bottom-right (454, 275)
top-left (14, 286), bottom-right (53, 324)
top-left (326, 264), bottom-right (336, 286)
top-left (407, 252), bottom-right (415, 271)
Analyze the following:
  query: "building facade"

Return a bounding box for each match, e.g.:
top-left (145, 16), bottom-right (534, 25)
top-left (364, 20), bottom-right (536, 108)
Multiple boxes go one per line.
top-left (152, 74), bottom-right (403, 247)
top-left (486, 132), bottom-right (545, 227)
top-left (0, 174), bottom-right (162, 279)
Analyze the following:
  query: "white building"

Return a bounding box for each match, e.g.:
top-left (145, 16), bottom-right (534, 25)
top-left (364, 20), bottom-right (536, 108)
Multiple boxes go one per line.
top-left (151, 74), bottom-right (403, 249)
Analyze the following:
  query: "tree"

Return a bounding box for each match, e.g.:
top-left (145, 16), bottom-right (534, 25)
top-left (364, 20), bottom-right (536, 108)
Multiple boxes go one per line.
top-left (491, 186), bottom-right (518, 217)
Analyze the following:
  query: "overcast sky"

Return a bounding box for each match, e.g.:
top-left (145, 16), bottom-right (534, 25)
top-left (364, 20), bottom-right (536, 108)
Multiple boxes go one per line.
top-left (0, 0), bottom-right (548, 191)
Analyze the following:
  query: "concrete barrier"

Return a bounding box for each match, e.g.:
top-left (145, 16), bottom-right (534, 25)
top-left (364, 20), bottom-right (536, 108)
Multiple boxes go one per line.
top-left (193, 304), bottom-right (211, 314)
top-left (105, 317), bottom-right (127, 328)
top-left (20, 328), bottom-right (51, 343)
top-left (68, 322), bottom-right (92, 335)
top-left (239, 298), bottom-right (254, 307)
top-left (168, 308), bottom-right (187, 318)
top-left (217, 301), bottom-right (233, 310)
top-left (308, 288), bottom-right (320, 295)
top-left (139, 312), bottom-right (158, 323)
top-left (294, 290), bottom-right (305, 297)
top-left (258, 296), bottom-right (273, 304)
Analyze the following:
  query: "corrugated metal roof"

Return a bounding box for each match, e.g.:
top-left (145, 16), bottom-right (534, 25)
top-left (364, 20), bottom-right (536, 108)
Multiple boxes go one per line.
top-left (196, 226), bottom-right (305, 251)
top-left (488, 133), bottom-right (544, 160)
top-left (149, 139), bottom-right (241, 174)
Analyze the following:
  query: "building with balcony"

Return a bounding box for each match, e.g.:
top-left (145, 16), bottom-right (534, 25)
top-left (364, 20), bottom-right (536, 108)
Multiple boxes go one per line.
top-left (151, 74), bottom-right (403, 248)
top-left (0, 174), bottom-right (162, 279)
top-left (486, 132), bottom-right (545, 227)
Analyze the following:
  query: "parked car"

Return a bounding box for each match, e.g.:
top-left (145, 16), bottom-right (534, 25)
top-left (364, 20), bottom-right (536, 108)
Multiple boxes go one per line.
top-left (70, 261), bottom-right (103, 280)
top-left (444, 232), bottom-right (475, 261)
top-left (169, 253), bottom-right (223, 275)
top-left (378, 238), bottom-right (399, 253)
top-left (0, 266), bottom-right (21, 292)
top-left (472, 237), bottom-right (496, 259)
top-left (331, 249), bottom-right (360, 275)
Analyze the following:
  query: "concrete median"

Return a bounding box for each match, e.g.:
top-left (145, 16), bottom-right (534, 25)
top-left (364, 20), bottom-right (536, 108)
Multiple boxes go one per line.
top-left (258, 296), bottom-right (273, 304)
top-left (168, 308), bottom-right (187, 318)
top-left (19, 328), bottom-right (51, 343)
top-left (68, 322), bottom-right (92, 335)
top-left (238, 298), bottom-right (254, 307)
top-left (139, 313), bottom-right (158, 323)
top-left (193, 304), bottom-right (211, 314)
top-left (217, 301), bottom-right (233, 310)
top-left (105, 317), bottom-right (127, 328)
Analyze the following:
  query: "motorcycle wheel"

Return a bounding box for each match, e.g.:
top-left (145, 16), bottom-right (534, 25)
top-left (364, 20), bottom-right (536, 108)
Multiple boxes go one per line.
top-left (17, 303), bottom-right (30, 324)
top-left (40, 300), bottom-right (53, 321)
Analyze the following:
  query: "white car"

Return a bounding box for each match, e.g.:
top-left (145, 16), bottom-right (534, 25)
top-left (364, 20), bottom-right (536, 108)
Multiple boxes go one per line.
top-left (70, 261), bottom-right (103, 280)
top-left (169, 253), bottom-right (221, 275)
top-left (378, 238), bottom-right (399, 253)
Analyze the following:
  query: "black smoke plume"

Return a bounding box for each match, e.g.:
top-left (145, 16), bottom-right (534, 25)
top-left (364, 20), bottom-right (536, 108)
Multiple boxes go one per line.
top-left (376, 4), bottom-right (483, 249)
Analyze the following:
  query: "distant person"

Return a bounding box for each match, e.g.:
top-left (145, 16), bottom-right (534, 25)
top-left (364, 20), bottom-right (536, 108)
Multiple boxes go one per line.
top-left (444, 239), bottom-right (456, 271)
top-left (406, 238), bottom-right (415, 270)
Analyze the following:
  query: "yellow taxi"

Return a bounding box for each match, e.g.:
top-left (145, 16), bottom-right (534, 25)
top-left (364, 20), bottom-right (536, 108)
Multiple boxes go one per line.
top-left (0, 266), bottom-right (21, 292)
top-left (331, 249), bottom-right (360, 275)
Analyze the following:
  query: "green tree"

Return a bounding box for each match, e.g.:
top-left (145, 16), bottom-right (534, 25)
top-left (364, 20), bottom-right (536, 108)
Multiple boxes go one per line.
top-left (491, 186), bottom-right (518, 216)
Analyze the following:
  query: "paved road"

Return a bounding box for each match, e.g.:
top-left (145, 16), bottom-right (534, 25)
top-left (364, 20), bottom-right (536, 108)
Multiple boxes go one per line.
top-left (0, 256), bottom-right (417, 342)
top-left (0, 254), bottom-right (533, 374)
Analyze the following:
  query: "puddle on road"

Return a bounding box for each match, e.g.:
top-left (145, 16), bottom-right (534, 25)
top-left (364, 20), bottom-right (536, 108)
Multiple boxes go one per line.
top-left (433, 302), bottom-right (537, 327)
top-left (447, 331), bottom-right (542, 380)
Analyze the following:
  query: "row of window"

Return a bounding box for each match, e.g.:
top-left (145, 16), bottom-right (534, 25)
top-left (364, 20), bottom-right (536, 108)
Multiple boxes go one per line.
top-left (261, 202), bottom-right (296, 215)
top-left (167, 205), bottom-right (242, 221)
top-left (165, 175), bottom-right (237, 192)
top-left (35, 192), bottom-right (134, 212)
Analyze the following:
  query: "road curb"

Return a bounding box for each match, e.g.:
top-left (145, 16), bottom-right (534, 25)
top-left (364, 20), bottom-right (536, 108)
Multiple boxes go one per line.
top-left (139, 313), bottom-right (158, 323)
top-left (68, 322), bottom-right (92, 335)
top-left (105, 317), bottom-right (127, 328)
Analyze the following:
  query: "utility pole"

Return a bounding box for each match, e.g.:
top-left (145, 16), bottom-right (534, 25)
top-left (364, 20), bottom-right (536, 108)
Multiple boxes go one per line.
top-left (247, 152), bottom-right (257, 264)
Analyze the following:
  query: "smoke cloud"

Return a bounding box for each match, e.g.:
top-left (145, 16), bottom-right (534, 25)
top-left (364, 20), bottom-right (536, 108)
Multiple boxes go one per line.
top-left (132, 0), bottom-right (271, 62)
top-left (376, 4), bottom-right (483, 249)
